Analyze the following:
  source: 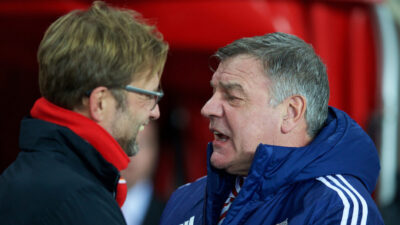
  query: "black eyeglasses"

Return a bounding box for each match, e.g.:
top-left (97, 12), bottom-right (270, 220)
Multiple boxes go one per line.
top-left (124, 85), bottom-right (163, 110)
top-left (85, 85), bottom-right (163, 110)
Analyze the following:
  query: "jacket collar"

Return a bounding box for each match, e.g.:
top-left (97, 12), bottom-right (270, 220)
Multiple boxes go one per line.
top-left (30, 97), bottom-right (130, 171)
top-left (27, 97), bottom-right (130, 206)
top-left (205, 107), bottom-right (380, 224)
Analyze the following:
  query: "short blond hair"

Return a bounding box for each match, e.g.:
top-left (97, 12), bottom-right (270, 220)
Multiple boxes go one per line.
top-left (38, 1), bottom-right (168, 109)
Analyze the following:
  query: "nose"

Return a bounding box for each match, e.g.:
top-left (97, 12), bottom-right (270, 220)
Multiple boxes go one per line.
top-left (150, 104), bottom-right (160, 120)
top-left (201, 93), bottom-right (223, 118)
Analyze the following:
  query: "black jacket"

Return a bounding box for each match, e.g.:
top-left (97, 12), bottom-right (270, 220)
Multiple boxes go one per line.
top-left (0, 117), bottom-right (127, 225)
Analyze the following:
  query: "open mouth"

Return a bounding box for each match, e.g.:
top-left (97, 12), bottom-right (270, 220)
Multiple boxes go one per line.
top-left (213, 130), bottom-right (229, 142)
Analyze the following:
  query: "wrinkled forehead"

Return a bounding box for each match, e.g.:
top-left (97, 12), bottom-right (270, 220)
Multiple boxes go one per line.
top-left (211, 54), bottom-right (267, 87)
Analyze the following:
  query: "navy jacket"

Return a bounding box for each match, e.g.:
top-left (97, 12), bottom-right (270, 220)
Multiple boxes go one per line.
top-left (161, 107), bottom-right (384, 225)
top-left (0, 118), bottom-right (126, 225)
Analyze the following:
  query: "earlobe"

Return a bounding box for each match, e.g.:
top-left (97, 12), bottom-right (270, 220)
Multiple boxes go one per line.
top-left (88, 87), bottom-right (108, 122)
top-left (281, 95), bottom-right (307, 134)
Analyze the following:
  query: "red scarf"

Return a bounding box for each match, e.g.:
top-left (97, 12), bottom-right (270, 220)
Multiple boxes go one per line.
top-left (30, 97), bottom-right (130, 207)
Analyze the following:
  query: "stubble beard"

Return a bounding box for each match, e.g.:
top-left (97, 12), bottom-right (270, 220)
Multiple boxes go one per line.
top-left (111, 106), bottom-right (140, 157)
top-left (125, 138), bottom-right (139, 156)
top-left (114, 131), bottom-right (139, 156)
top-left (114, 125), bottom-right (139, 157)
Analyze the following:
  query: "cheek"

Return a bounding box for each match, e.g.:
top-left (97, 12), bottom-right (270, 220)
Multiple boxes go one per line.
top-left (129, 102), bottom-right (149, 121)
top-left (233, 110), bottom-right (277, 150)
top-left (227, 113), bottom-right (255, 153)
top-left (119, 109), bottom-right (138, 135)
top-left (255, 114), bottom-right (281, 145)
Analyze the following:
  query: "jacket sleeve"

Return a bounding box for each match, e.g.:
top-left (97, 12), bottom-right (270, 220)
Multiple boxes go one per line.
top-left (307, 195), bottom-right (384, 225)
top-left (307, 175), bottom-right (384, 225)
top-left (38, 185), bottom-right (126, 225)
top-left (310, 202), bottom-right (384, 225)
top-left (161, 177), bottom-right (207, 225)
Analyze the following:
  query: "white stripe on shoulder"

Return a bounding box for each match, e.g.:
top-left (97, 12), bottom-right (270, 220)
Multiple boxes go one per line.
top-left (316, 176), bottom-right (350, 225)
top-left (327, 175), bottom-right (359, 225)
top-left (177, 182), bottom-right (192, 190)
top-left (195, 176), bottom-right (207, 182)
top-left (177, 176), bottom-right (207, 190)
top-left (337, 174), bottom-right (369, 225)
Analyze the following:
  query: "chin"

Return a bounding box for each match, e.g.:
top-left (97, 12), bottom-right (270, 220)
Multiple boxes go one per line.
top-left (126, 141), bottom-right (139, 156)
top-left (210, 153), bottom-right (230, 170)
top-left (119, 136), bottom-right (138, 157)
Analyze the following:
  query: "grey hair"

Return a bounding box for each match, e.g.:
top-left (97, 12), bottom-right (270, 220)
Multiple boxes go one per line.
top-left (214, 32), bottom-right (329, 137)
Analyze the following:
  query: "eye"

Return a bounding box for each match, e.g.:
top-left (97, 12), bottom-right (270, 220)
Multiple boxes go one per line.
top-left (224, 93), bottom-right (243, 105)
top-left (225, 94), bottom-right (238, 101)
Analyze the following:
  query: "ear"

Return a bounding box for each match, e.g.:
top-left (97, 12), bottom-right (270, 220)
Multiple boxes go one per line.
top-left (88, 86), bottom-right (110, 122)
top-left (281, 95), bottom-right (307, 134)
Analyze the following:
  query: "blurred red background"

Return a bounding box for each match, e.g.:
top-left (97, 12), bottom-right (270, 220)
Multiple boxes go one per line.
top-left (0, 0), bottom-right (382, 200)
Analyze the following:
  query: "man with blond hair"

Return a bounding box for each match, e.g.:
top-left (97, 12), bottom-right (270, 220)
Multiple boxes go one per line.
top-left (0, 1), bottom-right (168, 224)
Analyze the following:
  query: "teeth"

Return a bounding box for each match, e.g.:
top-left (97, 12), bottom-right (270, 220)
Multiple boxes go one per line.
top-left (213, 130), bottom-right (227, 141)
top-left (139, 125), bottom-right (145, 132)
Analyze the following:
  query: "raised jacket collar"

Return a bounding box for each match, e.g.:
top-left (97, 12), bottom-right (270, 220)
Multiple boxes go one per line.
top-left (205, 107), bottom-right (380, 224)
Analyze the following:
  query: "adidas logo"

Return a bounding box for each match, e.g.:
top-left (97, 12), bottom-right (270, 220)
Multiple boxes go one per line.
top-left (180, 216), bottom-right (195, 225)
top-left (277, 218), bottom-right (288, 225)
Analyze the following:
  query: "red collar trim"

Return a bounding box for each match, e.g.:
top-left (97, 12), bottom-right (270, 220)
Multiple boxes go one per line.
top-left (30, 97), bottom-right (129, 171)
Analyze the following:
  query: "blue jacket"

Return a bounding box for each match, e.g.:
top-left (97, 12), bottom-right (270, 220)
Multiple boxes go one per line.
top-left (161, 107), bottom-right (384, 225)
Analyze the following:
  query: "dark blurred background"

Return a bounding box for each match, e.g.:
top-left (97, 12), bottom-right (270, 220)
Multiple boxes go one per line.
top-left (1, 0), bottom-right (400, 224)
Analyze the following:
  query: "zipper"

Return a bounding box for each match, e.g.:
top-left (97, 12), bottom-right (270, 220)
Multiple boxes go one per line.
top-left (113, 173), bottom-right (120, 199)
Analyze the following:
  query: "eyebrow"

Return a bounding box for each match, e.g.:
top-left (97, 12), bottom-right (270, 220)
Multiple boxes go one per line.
top-left (220, 82), bottom-right (244, 92)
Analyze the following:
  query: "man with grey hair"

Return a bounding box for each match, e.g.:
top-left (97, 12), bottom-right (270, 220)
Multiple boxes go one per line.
top-left (160, 32), bottom-right (383, 225)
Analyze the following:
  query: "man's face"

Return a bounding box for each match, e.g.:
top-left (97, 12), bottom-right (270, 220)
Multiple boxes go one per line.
top-left (201, 54), bottom-right (284, 176)
top-left (110, 73), bottom-right (161, 156)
